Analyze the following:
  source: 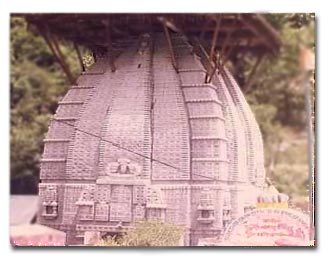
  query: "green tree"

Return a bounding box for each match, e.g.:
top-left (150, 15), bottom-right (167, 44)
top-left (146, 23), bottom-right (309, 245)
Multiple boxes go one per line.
top-left (99, 220), bottom-right (184, 246)
top-left (244, 14), bottom-right (314, 209)
top-left (10, 17), bottom-right (80, 193)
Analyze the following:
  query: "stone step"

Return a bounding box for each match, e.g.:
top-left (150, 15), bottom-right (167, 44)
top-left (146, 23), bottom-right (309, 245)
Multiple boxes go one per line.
top-left (40, 158), bottom-right (66, 163)
top-left (185, 98), bottom-right (222, 105)
top-left (43, 139), bottom-right (70, 143)
top-left (181, 83), bottom-right (217, 90)
top-left (192, 158), bottom-right (229, 163)
top-left (189, 115), bottom-right (225, 121)
top-left (192, 136), bottom-right (228, 141)
top-left (58, 101), bottom-right (84, 105)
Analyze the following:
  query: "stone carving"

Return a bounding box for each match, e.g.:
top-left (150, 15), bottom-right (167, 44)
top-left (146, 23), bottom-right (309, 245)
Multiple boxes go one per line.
top-left (146, 187), bottom-right (166, 221)
top-left (222, 190), bottom-right (232, 228)
top-left (78, 203), bottom-right (94, 221)
top-left (133, 205), bottom-right (146, 220)
top-left (76, 187), bottom-right (95, 221)
top-left (84, 231), bottom-right (101, 245)
top-left (257, 183), bottom-right (289, 208)
top-left (110, 185), bottom-right (132, 222)
top-left (138, 33), bottom-right (151, 55)
top-left (41, 186), bottom-right (58, 219)
top-left (133, 186), bottom-right (147, 204)
top-left (95, 202), bottom-right (109, 221)
top-left (146, 187), bottom-right (166, 208)
top-left (106, 158), bottom-right (142, 176)
top-left (39, 34), bottom-right (270, 245)
top-left (197, 188), bottom-right (215, 224)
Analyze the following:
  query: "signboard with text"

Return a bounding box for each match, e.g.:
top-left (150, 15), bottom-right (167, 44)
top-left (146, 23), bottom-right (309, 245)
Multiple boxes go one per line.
top-left (222, 208), bottom-right (312, 246)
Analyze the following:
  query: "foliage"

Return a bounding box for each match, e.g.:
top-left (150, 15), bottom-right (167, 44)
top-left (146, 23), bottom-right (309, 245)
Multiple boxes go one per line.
top-left (99, 220), bottom-right (184, 246)
top-left (245, 14), bottom-right (314, 207)
top-left (10, 17), bottom-right (81, 193)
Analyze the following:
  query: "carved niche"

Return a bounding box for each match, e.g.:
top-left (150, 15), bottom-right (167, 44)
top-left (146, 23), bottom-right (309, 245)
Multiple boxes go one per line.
top-left (95, 201), bottom-right (109, 221)
top-left (146, 187), bottom-right (166, 221)
top-left (41, 185), bottom-right (58, 219)
top-left (94, 185), bottom-right (111, 222)
top-left (197, 188), bottom-right (215, 224)
top-left (222, 190), bottom-right (231, 228)
top-left (133, 186), bottom-right (147, 221)
top-left (110, 185), bottom-right (132, 222)
top-left (76, 186), bottom-right (95, 221)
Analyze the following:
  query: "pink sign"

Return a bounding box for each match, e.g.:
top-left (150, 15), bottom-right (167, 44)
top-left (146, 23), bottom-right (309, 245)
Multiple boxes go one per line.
top-left (222, 208), bottom-right (312, 246)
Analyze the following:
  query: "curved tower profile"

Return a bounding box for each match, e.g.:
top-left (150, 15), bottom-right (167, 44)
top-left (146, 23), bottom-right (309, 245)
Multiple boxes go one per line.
top-left (38, 33), bottom-right (268, 245)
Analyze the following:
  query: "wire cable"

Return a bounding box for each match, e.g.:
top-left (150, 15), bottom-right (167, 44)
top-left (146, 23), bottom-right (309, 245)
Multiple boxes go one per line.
top-left (52, 118), bottom-right (230, 182)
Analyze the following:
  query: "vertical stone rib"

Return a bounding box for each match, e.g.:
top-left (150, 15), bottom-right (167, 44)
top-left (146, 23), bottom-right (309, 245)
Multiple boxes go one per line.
top-left (98, 42), bottom-right (153, 179)
top-left (220, 68), bottom-right (265, 185)
top-left (65, 58), bottom-right (116, 180)
top-left (212, 74), bottom-right (248, 183)
top-left (151, 34), bottom-right (190, 180)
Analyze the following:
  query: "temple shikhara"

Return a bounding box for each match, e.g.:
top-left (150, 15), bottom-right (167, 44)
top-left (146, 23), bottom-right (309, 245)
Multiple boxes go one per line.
top-left (21, 14), bottom-right (295, 245)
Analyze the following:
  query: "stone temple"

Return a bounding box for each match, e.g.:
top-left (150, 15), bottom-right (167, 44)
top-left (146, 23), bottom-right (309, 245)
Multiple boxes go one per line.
top-left (32, 14), bottom-right (283, 245)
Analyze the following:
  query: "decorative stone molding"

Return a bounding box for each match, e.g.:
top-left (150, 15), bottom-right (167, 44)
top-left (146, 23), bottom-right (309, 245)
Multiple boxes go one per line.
top-left (76, 188), bottom-right (95, 221)
top-left (197, 188), bottom-right (215, 224)
top-left (41, 185), bottom-right (58, 219)
top-left (146, 187), bottom-right (166, 209)
top-left (146, 187), bottom-right (166, 221)
top-left (106, 158), bottom-right (142, 176)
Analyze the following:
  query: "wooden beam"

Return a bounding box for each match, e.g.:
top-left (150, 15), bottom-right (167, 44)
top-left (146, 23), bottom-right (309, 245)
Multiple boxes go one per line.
top-left (206, 50), bottom-right (221, 83)
top-left (209, 15), bottom-right (222, 64)
top-left (38, 25), bottom-right (76, 85)
top-left (221, 39), bottom-right (238, 66)
top-left (205, 14), bottom-right (221, 83)
top-left (220, 30), bottom-right (234, 60)
top-left (162, 22), bottom-right (179, 72)
top-left (105, 17), bottom-right (116, 72)
top-left (255, 14), bottom-right (281, 50)
top-left (51, 34), bottom-right (77, 85)
top-left (199, 18), bottom-right (212, 41)
top-left (239, 14), bottom-right (279, 55)
top-left (190, 37), bottom-right (215, 76)
top-left (74, 43), bottom-right (85, 72)
top-left (158, 16), bottom-right (182, 33)
top-left (243, 53), bottom-right (265, 93)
